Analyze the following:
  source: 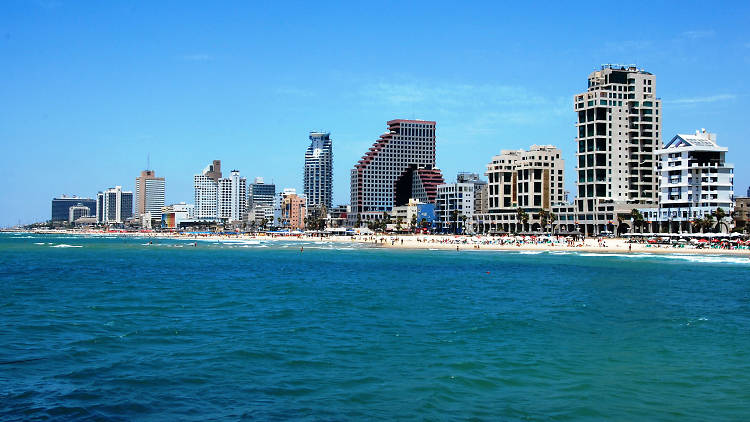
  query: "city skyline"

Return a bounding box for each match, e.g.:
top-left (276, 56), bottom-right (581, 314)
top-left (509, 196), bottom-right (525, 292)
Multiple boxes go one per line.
top-left (2, 2), bottom-right (750, 226)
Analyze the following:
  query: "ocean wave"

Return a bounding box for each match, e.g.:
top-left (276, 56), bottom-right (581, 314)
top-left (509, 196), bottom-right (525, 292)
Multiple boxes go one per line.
top-left (658, 255), bottom-right (750, 265)
top-left (50, 244), bottom-right (82, 248)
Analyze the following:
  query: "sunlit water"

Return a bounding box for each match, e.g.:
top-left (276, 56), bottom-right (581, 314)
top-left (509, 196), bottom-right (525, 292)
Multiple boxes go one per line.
top-left (1, 233), bottom-right (749, 420)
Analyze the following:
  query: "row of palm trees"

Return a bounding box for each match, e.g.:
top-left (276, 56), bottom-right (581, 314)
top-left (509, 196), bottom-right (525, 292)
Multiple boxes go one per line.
top-left (628, 207), bottom-right (730, 234)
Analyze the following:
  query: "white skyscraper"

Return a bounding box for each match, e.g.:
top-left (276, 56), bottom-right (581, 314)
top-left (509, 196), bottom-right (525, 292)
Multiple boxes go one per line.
top-left (194, 160), bottom-right (221, 220)
top-left (219, 170), bottom-right (247, 223)
top-left (96, 186), bottom-right (133, 224)
top-left (304, 132), bottom-right (333, 210)
top-left (135, 170), bottom-right (165, 218)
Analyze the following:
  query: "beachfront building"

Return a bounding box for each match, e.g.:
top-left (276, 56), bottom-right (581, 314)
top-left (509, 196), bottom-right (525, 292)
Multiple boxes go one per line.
top-left (637, 129), bottom-right (734, 233)
top-left (478, 145), bottom-right (566, 233)
top-left (304, 132), bottom-right (333, 210)
top-left (350, 119), bottom-right (437, 223)
top-left (68, 205), bottom-right (90, 223)
top-left (573, 64), bottom-right (661, 235)
top-left (435, 173), bottom-right (488, 234)
top-left (393, 165), bottom-right (445, 207)
top-left (96, 186), bottom-right (133, 224)
top-left (218, 170), bottom-right (247, 223)
top-left (194, 160), bottom-right (222, 221)
top-left (249, 177), bottom-right (275, 226)
top-left (161, 202), bottom-right (195, 229)
top-left (135, 170), bottom-right (165, 221)
top-left (51, 196), bottom-right (96, 223)
top-left (281, 193), bottom-right (306, 230)
top-left (735, 197), bottom-right (750, 232)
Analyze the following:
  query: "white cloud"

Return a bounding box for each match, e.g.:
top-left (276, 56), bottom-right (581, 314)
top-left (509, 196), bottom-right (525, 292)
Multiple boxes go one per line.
top-left (668, 94), bottom-right (736, 105)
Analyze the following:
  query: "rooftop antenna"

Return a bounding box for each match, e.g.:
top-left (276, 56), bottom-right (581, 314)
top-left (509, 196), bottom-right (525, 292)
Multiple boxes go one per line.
top-left (146, 153), bottom-right (151, 171)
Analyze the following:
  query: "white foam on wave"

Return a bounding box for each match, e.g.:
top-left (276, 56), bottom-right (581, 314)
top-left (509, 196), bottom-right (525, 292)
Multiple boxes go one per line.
top-left (34, 242), bottom-right (45, 245)
top-left (658, 254), bottom-right (750, 265)
top-left (51, 244), bottom-right (82, 248)
top-left (518, 251), bottom-right (544, 255)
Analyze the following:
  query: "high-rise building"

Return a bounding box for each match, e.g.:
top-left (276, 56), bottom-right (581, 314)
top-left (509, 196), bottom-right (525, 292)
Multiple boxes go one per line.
top-left (350, 119), bottom-right (437, 222)
top-left (218, 170), bottom-right (247, 223)
top-left (639, 129), bottom-right (734, 233)
top-left (96, 186), bottom-right (133, 224)
top-left (194, 160), bottom-right (221, 220)
top-left (393, 165), bottom-right (444, 207)
top-left (249, 177), bottom-right (276, 225)
top-left (573, 64), bottom-right (661, 235)
top-left (281, 193), bottom-right (307, 230)
top-left (479, 145), bottom-right (565, 233)
top-left (51, 196), bottom-right (96, 222)
top-left (135, 170), bottom-right (165, 218)
top-left (304, 132), bottom-right (333, 209)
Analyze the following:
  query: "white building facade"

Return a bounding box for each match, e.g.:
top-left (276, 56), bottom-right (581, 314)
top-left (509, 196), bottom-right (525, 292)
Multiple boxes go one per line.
top-left (194, 160), bottom-right (221, 221)
top-left (640, 129), bottom-right (734, 232)
top-left (219, 170), bottom-right (247, 223)
top-left (96, 186), bottom-right (133, 224)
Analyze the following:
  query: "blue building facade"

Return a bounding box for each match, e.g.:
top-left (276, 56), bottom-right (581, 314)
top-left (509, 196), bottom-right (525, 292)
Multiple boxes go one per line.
top-left (51, 197), bottom-right (96, 222)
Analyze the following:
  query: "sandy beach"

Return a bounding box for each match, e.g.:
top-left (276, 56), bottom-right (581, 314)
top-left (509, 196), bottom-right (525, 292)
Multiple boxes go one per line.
top-left (16, 229), bottom-right (750, 256)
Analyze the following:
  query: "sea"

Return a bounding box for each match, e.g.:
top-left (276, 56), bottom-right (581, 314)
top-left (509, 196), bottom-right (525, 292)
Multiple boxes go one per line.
top-left (1, 232), bottom-right (749, 421)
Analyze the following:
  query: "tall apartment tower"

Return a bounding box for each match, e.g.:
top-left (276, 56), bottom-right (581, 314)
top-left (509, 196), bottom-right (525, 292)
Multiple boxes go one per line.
top-left (194, 160), bottom-right (222, 220)
top-left (304, 132), bottom-right (333, 210)
top-left (135, 170), bottom-right (165, 217)
top-left (574, 65), bottom-right (661, 235)
top-left (350, 119), bottom-right (437, 221)
top-left (218, 170), bottom-right (247, 223)
top-left (96, 186), bottom-right (133, 224)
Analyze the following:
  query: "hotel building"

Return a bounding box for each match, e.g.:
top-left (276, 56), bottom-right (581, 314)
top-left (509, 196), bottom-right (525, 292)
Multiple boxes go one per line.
top-left (51, 196), bottom-right (96, 222)
top-left (218, 170), bottom-right (247, 223)
top-left (194, 160), bottom-right (221, 220)
top-left (638, 129), bottom-right (734, 233)
top-left (281, 192), bottom-right (306, 230)
top-left (135, 170), bottom-right (165, 222)
top-left (573, 65), bottom-right (661, 235)
top-left (436, 173), bottom-right (487, 234)
top-left (350, 119), bottom-right (437, 222)
top-left (304, 132), bottom-right (333, 210)
top-left (96, 186), bottom-right (133, 224)
top-left (479, 145), bottom-right (565, 233)
top-left (249, 177), bottom-right (276, 225)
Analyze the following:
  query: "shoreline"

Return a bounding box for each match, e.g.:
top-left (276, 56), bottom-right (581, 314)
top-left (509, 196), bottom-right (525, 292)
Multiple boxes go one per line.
top-left (8, 229), bottom-right (750, 257)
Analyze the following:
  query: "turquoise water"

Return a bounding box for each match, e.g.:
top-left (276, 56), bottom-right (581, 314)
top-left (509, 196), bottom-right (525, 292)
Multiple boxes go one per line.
top-left (1, 233), bottom-right (749, 421)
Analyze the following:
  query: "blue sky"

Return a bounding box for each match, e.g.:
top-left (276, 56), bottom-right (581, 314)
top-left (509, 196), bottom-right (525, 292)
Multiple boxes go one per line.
top-left (1, 1), bottom-right (749, 226)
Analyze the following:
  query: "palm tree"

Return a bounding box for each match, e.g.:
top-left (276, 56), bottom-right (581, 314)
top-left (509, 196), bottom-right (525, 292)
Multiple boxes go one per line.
top-left (539, 209), bottom-right (549, 233)
top-left (631, 209), bottom-right (645, 234)
top-left (396, 216), bottom-right (404, 232)
top-left (411, 214), bottom-right (417, 230)
top-left (460, 214), bottom-right (468, 234)
top-left (714, 207), bottom-right (728, 233)
top-left (516, 207), bottom-right (529, 233)
top-left (549, 212), bottom-right (557, 234)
